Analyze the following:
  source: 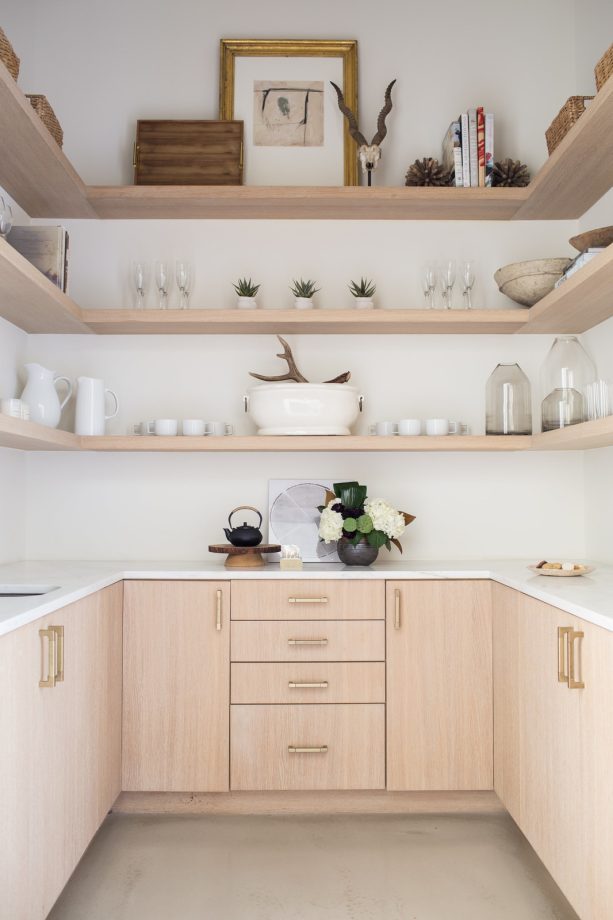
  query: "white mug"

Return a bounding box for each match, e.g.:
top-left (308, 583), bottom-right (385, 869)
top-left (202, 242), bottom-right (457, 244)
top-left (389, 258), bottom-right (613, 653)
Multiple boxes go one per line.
top-left (140, 420), bottom-right (156, 435)
top-left (370, 421), bottom-right (398, 436)
top-left (182, 419), bottom-right (206, 436)
top-left (155, 418), bottom-right (179, 436)
top-left (448, 420), bottom-right (461, 435)
top-left (204, 421), bottom-right (233, 436)
top-left (398, 418), bottom-right (422, 436)
top-left (74, 377), bottom-right (119, 436)
top-left (426, 418), bottom-right (449, 436)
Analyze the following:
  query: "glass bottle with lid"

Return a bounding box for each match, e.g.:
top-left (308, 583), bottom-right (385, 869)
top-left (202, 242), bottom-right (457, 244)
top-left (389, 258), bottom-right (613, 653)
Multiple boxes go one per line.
top-left (540, 336), bottom-right (597, 431)
top-left (485, 363), bottom-right (532, 435)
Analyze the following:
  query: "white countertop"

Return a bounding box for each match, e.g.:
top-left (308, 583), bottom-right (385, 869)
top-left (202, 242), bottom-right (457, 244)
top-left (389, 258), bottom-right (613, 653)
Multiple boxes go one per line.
top-left (0, 558), bottom-right (612, 637)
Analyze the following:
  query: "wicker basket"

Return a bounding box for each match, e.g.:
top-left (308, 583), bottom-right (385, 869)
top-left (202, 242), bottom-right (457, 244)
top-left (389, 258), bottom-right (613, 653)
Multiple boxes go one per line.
top-left (595, 43), bottom-right (613, 91)
top-left (545, 96), bottom-right (594, 155)
top-left (0, 27), bottom-right (19, 80)
top-left (26, 94), bottom-right (63, 147)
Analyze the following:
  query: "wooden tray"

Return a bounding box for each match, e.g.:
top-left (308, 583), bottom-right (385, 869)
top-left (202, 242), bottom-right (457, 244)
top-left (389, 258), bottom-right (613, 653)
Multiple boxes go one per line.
top-left (134, 120), bottom-right (243, 186)
top-left (528, 564), bottom-right (595, 577)
top-left (209, 543), bottom-right (281, 568)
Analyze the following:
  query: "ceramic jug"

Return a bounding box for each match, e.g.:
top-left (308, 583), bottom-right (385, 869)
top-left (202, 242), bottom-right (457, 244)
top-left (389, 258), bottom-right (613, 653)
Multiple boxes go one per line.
top-left (74, 376), bottom-right (119, 435)
top-left (21, 363), bottom-right (72, 428)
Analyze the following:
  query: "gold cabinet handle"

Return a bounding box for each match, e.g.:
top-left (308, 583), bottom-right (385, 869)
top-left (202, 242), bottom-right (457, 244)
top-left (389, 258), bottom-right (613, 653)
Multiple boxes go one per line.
top-left (39, 628), bottom-right (56, 689)
top-left (50, 625), bottom-right (64, 682)
top-left (288, 745), bottom-right (328, 754)
top-left (568, 629), bottom-right (585, 689)
top-left (288, 597), bottom-right (328, 604)
top-left (288, 638), bottom-right (328, 646)
top-left (558, 626), bottom-right (572, 682)
top-left (394, 588), bottom-right (401, 630)
top-left (132, 142), bottom-right (139, 169)
top-left (288, 681), bottom-right (328, 689)
top-left (216, 589), bottom-right (222, 631)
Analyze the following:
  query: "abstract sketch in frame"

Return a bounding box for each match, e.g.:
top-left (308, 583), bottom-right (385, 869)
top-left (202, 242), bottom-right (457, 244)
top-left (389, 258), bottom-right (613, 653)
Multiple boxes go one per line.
top-left (219, 39), bottom-right (359, 186)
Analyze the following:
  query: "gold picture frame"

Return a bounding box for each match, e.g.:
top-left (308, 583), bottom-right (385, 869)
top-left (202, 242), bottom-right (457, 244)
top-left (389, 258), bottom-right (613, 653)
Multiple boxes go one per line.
top-left (219, 39), bottom-right (358, 186)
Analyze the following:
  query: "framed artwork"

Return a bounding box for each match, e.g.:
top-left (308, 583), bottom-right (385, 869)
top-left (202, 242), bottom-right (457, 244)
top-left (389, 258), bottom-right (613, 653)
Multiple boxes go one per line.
top-left (219, 39), bottom-right (358, 186)
top-left (268, 479), bottom-right (340, 563)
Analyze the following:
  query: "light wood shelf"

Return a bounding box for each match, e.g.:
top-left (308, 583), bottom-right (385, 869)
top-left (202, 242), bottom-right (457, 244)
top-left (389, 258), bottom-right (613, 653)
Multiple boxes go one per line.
top-left (532, 416), bottom-right (613, 451)
top-left (0, 415), bottom-right (79, 451)
top-left (1, 62), bottom-right (613, 221)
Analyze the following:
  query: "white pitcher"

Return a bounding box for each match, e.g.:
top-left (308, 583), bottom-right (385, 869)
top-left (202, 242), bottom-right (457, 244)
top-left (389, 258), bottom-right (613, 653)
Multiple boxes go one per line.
top-left (75, 377), bottom-right (119, 435)
top-left (21, 363), bottom-right (72, 428)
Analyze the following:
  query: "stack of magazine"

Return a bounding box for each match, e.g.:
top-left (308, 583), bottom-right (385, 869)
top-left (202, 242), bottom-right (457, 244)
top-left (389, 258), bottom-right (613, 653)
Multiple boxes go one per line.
top-left (554, 248), bottom-right (605, 288)
top-left (7, 225), bottom-right (69, 293)
top-left (443, 108), bottom-right (494, 188)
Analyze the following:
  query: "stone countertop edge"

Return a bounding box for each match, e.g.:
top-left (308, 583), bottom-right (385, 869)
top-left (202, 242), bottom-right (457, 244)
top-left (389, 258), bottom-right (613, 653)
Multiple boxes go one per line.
top-left (0, 559), bottom-right (611, 637)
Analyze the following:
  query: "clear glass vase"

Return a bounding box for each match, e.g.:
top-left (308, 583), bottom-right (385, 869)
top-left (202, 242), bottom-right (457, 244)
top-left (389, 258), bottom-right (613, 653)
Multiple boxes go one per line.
top-left (540, 336), bottom-right (597, 431)
top-left (485, 363), bottom-right (532, 435)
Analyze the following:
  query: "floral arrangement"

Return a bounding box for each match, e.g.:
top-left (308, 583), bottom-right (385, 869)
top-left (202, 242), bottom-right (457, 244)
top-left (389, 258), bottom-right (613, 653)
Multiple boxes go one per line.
top-left (318, 481), bottom-right (415, 552)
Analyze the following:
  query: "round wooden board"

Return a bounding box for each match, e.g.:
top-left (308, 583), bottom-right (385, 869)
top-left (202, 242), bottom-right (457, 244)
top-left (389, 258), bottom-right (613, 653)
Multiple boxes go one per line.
top-left (208, 543), bottom-right (281, 568)
top-left (528, 564), bottom-right (595, 577)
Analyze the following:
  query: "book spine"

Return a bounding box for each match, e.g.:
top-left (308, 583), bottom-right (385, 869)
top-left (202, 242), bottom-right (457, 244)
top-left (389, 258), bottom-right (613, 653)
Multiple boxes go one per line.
top-left (477, 107), bottom-right (485, 187)
top-left (442, 121), bottom-right (463, 188)
top-left (485, 113), bottom-right (494, 187)
top-left (460, 113), bottom-right (470, 188)
top-left (468, 108), bottom-right (478, 187)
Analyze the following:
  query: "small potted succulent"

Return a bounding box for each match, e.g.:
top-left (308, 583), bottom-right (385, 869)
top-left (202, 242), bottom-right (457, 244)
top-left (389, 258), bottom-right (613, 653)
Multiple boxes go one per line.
top-left (318, 481), bottom-right (415, 566)
top-left (290, 278), bottom-right (319, 310)
top-left (349, 277), bottom-right (376, 309)
top-left (233, 277), bottom-right (261, 310)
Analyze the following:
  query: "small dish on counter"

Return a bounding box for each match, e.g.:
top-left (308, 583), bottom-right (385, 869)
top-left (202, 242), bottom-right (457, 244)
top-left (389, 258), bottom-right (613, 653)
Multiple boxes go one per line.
top-left (528, 561), bottom-right (595, 577)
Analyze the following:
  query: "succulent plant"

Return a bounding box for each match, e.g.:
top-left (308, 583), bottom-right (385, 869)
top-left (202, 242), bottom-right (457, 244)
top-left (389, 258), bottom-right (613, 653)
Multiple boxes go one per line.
top-left (290, 278), bottom-right (320, 298)
top-left (233, 277), bottom-right (260, 297)
top-left (349, 277), bottom-right (376, 298)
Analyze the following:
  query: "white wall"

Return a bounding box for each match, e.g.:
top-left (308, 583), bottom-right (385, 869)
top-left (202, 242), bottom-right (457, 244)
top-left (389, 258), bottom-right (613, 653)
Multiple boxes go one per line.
top-left (0, 317), bottom-right (28, 563)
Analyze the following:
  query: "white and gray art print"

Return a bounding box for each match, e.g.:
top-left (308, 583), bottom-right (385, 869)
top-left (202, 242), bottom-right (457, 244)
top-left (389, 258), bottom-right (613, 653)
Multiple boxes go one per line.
top-left (253, 80), bottom-right (324, 147)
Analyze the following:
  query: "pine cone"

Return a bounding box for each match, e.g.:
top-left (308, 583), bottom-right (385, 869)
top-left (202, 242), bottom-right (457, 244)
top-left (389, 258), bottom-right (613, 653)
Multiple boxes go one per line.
top-left (405, 157), bottom-right (451, 187)
top-left (492, 158), bottom-right (530, 187)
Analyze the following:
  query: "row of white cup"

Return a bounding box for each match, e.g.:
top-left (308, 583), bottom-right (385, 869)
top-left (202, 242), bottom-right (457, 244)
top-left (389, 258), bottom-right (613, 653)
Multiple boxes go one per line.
top-left (370, 418), bottom-right (470, 436)
top-left (132, 419), bottom-right (234, 437)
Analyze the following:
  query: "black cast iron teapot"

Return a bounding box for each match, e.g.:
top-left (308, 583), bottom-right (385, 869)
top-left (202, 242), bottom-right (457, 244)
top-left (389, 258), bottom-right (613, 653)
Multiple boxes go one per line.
top-left (224, 505), bottom-right (263, 547)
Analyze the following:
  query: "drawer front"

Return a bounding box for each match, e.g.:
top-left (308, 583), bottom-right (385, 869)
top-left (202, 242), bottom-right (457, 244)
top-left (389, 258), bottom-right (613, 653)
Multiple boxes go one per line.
top-left (231, 619), bottom-right (385, 662)
top-left (231, 704), bottom-right (385, 790)
top-left (231, 662), bottom-right (385, 704)
top-left (231, 580), bottom-right (385, 621)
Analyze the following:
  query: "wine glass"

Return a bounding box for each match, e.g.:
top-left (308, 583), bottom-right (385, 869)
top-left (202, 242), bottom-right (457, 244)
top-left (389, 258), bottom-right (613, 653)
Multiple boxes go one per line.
top-left (422, 261), bottom-right (438, 309)
top-left (438, 260), bottom-right (456, 310)
top-left (154, 260), bottom-right (171, 310)
top-left (0, 197), bottom-right (13, 239)
top-left (175, 260), bottom-right (193, 309)
top-left (461, 260), bottom-right (476, 310)
top-left (132, 260), bottom-right (149, 309)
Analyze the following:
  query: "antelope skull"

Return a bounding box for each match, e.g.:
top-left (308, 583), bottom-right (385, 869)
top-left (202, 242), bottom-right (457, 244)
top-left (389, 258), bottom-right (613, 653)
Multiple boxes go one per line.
top-left (330, 79), bottom-right (396, 176)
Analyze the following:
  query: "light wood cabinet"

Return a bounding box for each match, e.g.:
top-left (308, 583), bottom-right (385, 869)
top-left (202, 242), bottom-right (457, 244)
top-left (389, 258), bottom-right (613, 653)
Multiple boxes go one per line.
top-left (231, 579), bottom-right (385, 620)
top-left (230, 619), bottom-right (385, 662)
top-left (122, 580), bottom-right (230, 792)
top-left (231, 662), bottom-right (385, 704)
top-left (386, 580), bottom-right (493, 791)
top-left (0, 584), bottom-right (122, 920)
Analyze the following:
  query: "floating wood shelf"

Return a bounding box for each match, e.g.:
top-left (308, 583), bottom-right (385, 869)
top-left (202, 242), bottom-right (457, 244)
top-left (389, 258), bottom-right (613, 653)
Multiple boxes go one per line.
top-left (0, 415), bottom-right (79, 451)
top-left (1, 61), bottom-right (613, 221)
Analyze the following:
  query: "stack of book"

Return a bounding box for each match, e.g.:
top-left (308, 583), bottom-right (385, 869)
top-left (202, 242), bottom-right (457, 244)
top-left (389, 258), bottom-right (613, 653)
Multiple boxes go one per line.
top-left (554, 247), bottom-right (606, 288)
top-left (442, 108), bottom-right (494, 188)
top-left (7, 225), bottom-right (69, 293)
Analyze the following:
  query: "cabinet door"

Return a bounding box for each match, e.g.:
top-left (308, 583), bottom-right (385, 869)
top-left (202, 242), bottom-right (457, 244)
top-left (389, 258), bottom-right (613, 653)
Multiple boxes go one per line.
top-left (386, 581), bottom-right (493, 791)
top-left (492, 583), bottom-right (521, 820)
top-left (123, 580), bottom-right (230, 791)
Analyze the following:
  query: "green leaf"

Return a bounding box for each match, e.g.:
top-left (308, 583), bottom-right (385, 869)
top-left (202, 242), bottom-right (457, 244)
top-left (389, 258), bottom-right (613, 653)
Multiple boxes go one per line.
top-left (333, 481), bottom-right (367, 509)
top-left (357, 514), bottom-right (373, 534)
top-left (343, 517), bottom-right (357, 533)
top-left (366, 529), bottom-right (388, 549)
top-left (351, 531), bottom-right (363, 545)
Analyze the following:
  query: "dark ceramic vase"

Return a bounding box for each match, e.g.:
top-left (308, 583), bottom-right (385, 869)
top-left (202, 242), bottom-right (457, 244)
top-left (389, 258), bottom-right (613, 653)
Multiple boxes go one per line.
top-left (337, 537), bottom-right (378, 566)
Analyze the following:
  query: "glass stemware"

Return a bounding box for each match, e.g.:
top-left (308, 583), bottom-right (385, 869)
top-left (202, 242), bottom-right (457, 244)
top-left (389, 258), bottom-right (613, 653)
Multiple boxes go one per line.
top-left (175, 260), bottom-right (193, 309)
top-left (154, 260), bottom-right (171, 310)
top-left (0, 197), bottom-right (13, 239)
top-left (439, 260), bottom-right (456, 309)
top-left (460, 260), bottom-right (475, 309)
top-left (132, 260), bottom-right (149, 309)
top-left (422, 261), bottom-right (438, 309)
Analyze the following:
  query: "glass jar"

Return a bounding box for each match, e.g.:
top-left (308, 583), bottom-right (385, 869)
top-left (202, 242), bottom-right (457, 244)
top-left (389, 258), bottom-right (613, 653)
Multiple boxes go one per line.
top-left (485, 363), bottom-right (532, 435)
top-left (540, 336), bottom-right (597, 431)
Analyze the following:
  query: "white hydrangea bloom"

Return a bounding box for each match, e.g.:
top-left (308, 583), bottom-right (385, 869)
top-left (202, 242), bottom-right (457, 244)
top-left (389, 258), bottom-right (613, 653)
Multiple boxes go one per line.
top-left (318, 506), bottom-right (344, 543)
top-left (364, 497), bottom-right (406, 539)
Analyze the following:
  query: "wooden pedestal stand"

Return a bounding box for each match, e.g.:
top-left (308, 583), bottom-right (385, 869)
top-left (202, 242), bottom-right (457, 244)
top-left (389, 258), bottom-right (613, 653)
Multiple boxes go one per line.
top-left (208, 544), bottom-right (281, 568)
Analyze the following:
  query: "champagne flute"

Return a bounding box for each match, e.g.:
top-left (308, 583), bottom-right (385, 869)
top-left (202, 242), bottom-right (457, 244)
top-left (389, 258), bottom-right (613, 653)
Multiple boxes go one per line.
top-left (175, 260), bottom-right (193, 309)
top-left (422, 261), bottom-right (438, 309)
top-left (132, 260), bottom-right (149, 309)
top-left (439, 260), bottom-right (456, 310)
top-left (154, 260), bottom-right (171, 310)
top-left (461, 260), bottom-right (476, 309)
top-left (0, 197), bottom-right (13, 239)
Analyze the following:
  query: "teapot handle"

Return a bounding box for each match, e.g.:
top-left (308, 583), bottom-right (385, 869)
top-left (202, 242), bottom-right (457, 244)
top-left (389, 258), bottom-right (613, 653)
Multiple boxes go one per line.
top-left (54, 376), bottom-right (73, 411)
top-left (228, 505), bottom-right (263, 529)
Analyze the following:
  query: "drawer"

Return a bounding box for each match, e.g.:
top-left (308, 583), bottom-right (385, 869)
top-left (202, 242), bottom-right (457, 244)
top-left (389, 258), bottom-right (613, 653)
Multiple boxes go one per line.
top-left (230, 704), bottom-right (385, 790)
top-left (231, 662), bottom-right (385, 704)
top-left (231, 619), bottom-right (385, 662)
top-left (231, 579), bottom-right (385, 621)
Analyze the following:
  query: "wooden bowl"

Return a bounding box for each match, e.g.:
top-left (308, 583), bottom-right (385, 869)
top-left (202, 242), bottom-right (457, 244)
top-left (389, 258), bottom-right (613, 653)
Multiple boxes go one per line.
top-left (528, 564), bottom-right (595, 577)
top-left (569, 226), bottom-right (613, 252)
top-left (494, 258), bottom-right (571, 307)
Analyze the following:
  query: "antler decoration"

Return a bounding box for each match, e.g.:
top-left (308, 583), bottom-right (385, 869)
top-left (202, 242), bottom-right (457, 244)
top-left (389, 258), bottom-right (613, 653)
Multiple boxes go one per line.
top-left (330, 79), bottom-right (396, 185)
top-left (249, 335), bottom-right (351, 384)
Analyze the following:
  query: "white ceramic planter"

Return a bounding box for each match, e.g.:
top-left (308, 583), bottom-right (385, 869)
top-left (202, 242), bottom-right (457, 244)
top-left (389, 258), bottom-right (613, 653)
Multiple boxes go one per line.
top-left (353, 297), bottom-right (374, 309)
top-left (245, 383), bottom-right (362, 435)
top-left (237, 296), bottom-right (258, 310)
top-left (294, 297), bottom-right (314, 310)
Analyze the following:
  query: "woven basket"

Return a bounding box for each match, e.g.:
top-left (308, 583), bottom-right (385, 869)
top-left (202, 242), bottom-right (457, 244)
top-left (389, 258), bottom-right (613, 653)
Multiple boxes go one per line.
top-left (545, 96), bottom-right (594, 155)
top-left (595, 43), bottom-right (613, 91)
top-left (26, 94), bottom-right (63, 147)
top-left (0, 27), bottom-right (19, 80)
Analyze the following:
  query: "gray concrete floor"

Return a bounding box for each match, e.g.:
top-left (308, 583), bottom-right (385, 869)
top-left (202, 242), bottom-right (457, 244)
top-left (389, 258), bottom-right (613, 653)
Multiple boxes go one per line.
top-left (49, 813), bottom-right (578, 920)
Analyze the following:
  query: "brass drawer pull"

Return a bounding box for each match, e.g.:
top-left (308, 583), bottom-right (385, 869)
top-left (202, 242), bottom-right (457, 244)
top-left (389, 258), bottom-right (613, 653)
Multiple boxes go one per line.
top-left (288, 745), bottom-right (328, 754)
top-left (288, 597), bottom-right (328, 604)
top-left (288, 681), bottom-right (328, 689)
top-left (50, 625), bottom-right (64, 682)
top-left (39, 628), bottom-right (56, 689)
top-left (394, 588), bottom-right (401, 630)
top-left (558, 626), bottom-right (571, 682)
top-left (216, 589), bottom-right (222, 631)
top-left (288, 638), bottom-right (328, 646)
top-left (568, 629), bottom-right (585, 690)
